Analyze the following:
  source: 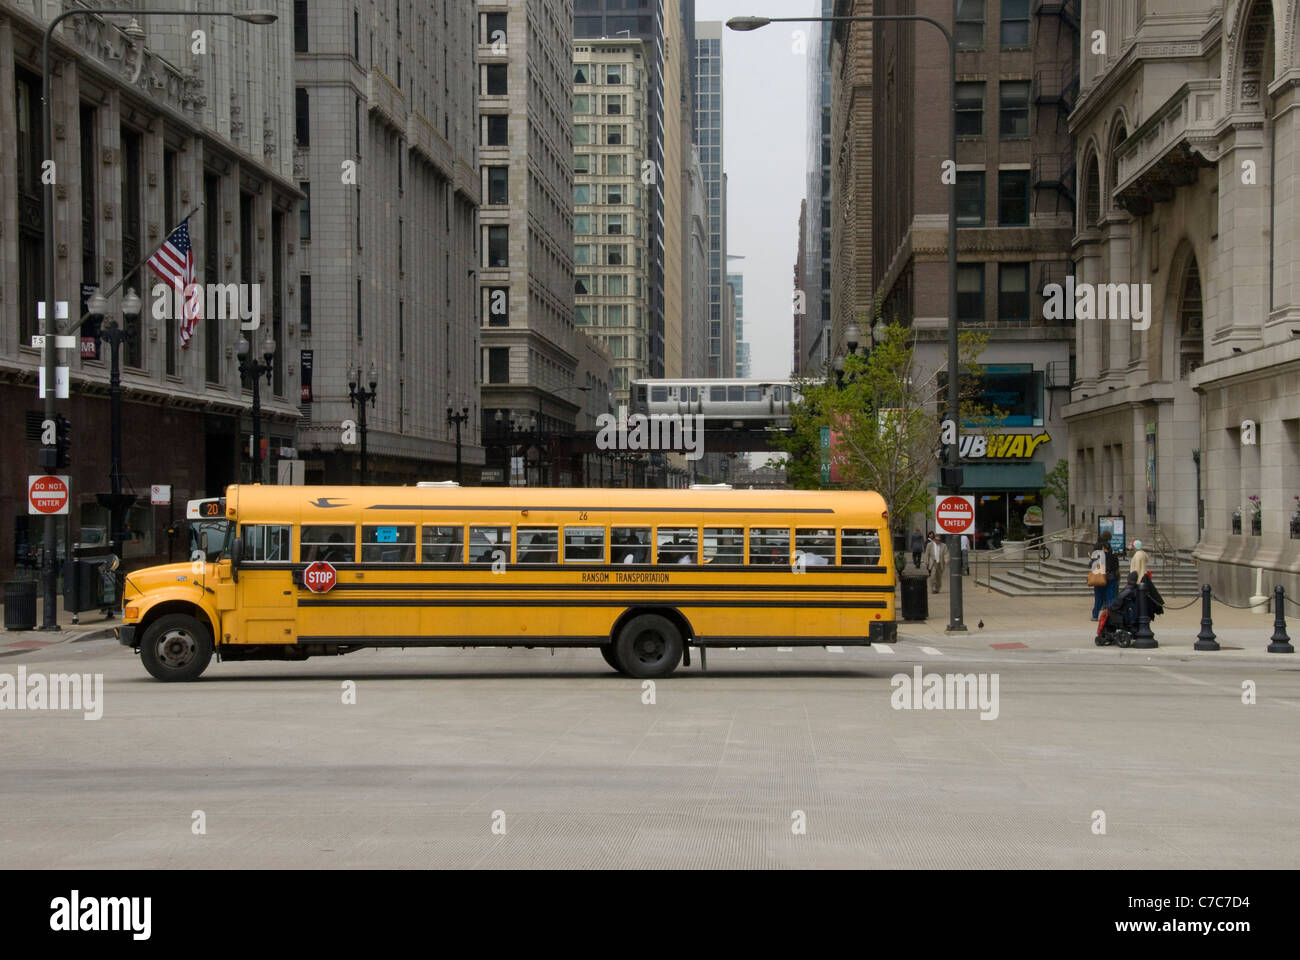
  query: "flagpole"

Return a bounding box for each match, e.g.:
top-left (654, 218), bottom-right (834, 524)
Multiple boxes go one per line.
top-left (59, 203), bottom-right (202, 336)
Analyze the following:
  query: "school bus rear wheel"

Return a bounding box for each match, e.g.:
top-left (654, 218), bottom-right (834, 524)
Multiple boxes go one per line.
top-left (614, 614), bottom-right (682, 679)
top-left (140, 614), bottom-right (214, 682)
top-left (599, 644), bottom-right (624, 673)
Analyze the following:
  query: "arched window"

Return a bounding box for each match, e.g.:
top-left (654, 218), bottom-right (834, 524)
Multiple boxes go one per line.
top-left (1108, 124), bottom-right (1127, 208)
top-left (1179, 258), bottom-right (1203, 378)
top-left (1083, 153), bottom-right (1101, 227)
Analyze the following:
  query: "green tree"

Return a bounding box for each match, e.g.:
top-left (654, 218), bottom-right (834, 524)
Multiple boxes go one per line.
top-left (772, 317), bottom-right (992, 525)
top-left (1043, 458), bottom-right (1070, 519)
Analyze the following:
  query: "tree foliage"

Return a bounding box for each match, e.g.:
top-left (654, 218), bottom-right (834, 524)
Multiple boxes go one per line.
top-left (1042, 458), bottom-right (1070, 519)
top-left (772, 318), bottom-right (992, 525)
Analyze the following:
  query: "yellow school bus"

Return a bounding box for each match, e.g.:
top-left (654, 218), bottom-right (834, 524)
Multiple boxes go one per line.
top-left (116, 484), bottom-right (896, 680)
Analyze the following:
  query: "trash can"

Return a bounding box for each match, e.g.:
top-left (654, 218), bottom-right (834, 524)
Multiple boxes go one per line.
top-left (900, 568), bottom-right (929, 622)
top-left (4, 580), bottom-right (38, 631)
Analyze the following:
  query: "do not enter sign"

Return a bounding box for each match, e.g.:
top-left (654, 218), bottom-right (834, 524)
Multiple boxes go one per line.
top-left (302, 560), bottom-right (337, 593)
top-left (28, 475), bottom-right (70, 515)
top-left (935, 495), bottom-right (975, 535)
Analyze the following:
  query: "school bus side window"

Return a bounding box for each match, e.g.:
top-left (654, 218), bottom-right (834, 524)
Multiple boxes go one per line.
top-left (470, 526), bottom-right (511, 564)
top-left (841, 529), bottom-right (882, 565)
top-left (302, 525), bottom-right (356, 563)
top-left (611, 526), bottom-right (651, 563)
top-left (240, 524), bottom-right (291, 562)
top-left (422, 525), bottom-right (465, 563)
top-left (362, 524), bottom-right (416, 563)
top-left (795, 529), bottom-right (836, 565)
top-left (749, 528), bottom-right (791, 565)
top-left (703, 527), bottom-right (744, 564)
top-left (564, 526), bottom-right (606, 562)
top-left (656, 526), bottom-right (698, 564)
top-left (518, 527), bottom-right (559, 564)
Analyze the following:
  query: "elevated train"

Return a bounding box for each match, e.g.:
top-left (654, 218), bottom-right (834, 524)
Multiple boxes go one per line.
top-left (632, 378), bottom-right (801, 422)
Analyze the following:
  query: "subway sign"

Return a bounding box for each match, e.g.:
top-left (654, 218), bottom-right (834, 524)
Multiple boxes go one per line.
top-left (959, 432), bottom-right (1051, 460)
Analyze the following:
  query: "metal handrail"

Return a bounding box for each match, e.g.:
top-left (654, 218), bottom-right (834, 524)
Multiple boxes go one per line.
top-left (972, 527), bottom-right (1094, 590)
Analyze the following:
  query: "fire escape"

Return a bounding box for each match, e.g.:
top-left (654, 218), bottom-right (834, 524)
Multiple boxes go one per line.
top-left (1031, 0), bottom-right (1080, 216)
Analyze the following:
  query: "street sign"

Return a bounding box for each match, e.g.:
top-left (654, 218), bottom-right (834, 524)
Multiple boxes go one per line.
top-left (28, 475), bottom-right (70, 515)
top-left (935, 494), bottom-right (975, 535)
top-left (30, 335), bottom-right (78, 349)
top-left (302, 561), bottom-right (337, 593)
top-left (150, 484), bottom-right (172, 505)
top-left (36, 301), bottom-right (69, 321)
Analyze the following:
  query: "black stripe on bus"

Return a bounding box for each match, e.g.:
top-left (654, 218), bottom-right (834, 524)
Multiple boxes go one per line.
top-left (243, 562), bottom-right (889, 575)
top-left (362, 504), bottom-right (837, 514)
top-left (321, 581), bottom-right (897, 593)
top-left (293, 635), bottom-right (608, 647)
top-left (296, 598), bottom-right (889, 609)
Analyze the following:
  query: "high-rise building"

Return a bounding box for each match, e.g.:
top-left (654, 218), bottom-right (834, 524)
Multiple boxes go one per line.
top-left (833, 0), bottom-right (1079, 538)
top-left (662, 0), bottom-right (685, 379)
top-left (683, 144), bottom-right (710, 379)
top-left (801, 0), bottom-right (834, 375)
top-left (1065, 0), bottom-right (1300, 604)
top-left (478, 1), bottom-right (590, 485)
top-left (694, 21), bottom-right (729, 377)
top-left (794, 200), bottom-right (809, 374)
top-left (728, 272), bottom-right (749, 378)
top-left (573, 37), bottom-right (652, 408)
top-left (574, 1), bottom-right (668, 382)
top-left (1, 2), bottom-right (301, 581)
top-left (295, 0), bottom-right (481, 484)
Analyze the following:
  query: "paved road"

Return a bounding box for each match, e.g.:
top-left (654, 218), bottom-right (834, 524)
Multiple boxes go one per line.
top-left (3, 627), bottom-right (1297, 868)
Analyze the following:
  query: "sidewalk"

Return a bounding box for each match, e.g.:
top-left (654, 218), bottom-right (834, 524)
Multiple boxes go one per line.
top-left (0, 606), bottom-right (120, 656)
top-left (901, 577), bottom-right (1297, 660)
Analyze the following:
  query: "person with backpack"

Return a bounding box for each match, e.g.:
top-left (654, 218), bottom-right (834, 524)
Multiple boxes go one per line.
top-left (1088, 540), bottom-right (1108, 620)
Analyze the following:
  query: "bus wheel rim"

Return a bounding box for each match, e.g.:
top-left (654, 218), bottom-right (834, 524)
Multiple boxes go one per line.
top-left (158, 629), bottom-right (198, 668)
top-left (634, 629), bottom-right (665, 664)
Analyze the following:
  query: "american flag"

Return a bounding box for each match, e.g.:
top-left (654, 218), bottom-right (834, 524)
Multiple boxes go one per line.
top-left (147, 217), bottom-right (201, 349)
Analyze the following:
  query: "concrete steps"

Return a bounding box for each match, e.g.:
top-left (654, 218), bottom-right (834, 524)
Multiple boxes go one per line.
top-left (974, 552), bottom-right (1201, 598)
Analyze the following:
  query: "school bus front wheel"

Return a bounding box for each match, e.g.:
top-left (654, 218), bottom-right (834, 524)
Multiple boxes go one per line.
top-left (140, 613), bottom-right (214, 682)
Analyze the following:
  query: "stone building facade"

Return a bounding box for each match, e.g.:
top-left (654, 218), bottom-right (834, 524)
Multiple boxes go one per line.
top-left (1, 0), bottom-right (302, 582)
top-left (1064, 0), bottom-right (1300, 602)
top-left (293, 0), bottom-right (481, 485)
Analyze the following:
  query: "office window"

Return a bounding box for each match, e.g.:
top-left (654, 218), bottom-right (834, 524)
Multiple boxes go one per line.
top-left (956, 171), bottom-right (985, 227)
top-left (485, 64), bottom-right (507, 96)
top-left (487, 226), bottom-right (508, 267)
top-left (606, 245), bottom-right (625, 266)
top-left (998, 169), bottom-right (1030, 225)
top-left (575, 305), bottom-right (592, 325)
top-left (1000, 81), bottom-right (1030, 138)
top-left (574, 244), bottom-right (592, 265)
top-left (955, 82), bottom-right (984, 136)
top-left (120, 128), bottom-right (143, 368)
top-left (573, 124), bottom-right (591, 144)
top-left (300, 274), bottom-right (312, 335)
top-left (486, 286), bottom-right (509, 326)
top-left (295, 88), bottom-right (309, 146)
top-left (957, 264), bottom-right (986, 322)
top-left (294, 1), bottom-right (308, 52)
top-left (1001, 0), bottom-right (1030, 47)
top-left (487, 166), bottom-right (508, 205)
top-left (605, 64), bottom-right (623, 84)
top-left (485, 114), bottom-right (508, 145)
top-left (574, 154), bottom-right (590, 173)
top-left (998, 263), bottom-right (1031, 322)
top-left (956, 0), bottom-right (985, 49)
top-left (606, 125), bottom-right (623, 145)
top-left (298, 182), bottom-right (310, 241)
top-left (606, 154), bottom-right (624, 175)
top-left (574, 94), bottom-right (590, 114)
top-left (574, 214), bottom-right (591, 234)
top-left (574, 63), bottom-right (589, 83)
top-left (483, 12), bottom-right (506, 45)
top-left (488, 347), bottom-right (509, 384)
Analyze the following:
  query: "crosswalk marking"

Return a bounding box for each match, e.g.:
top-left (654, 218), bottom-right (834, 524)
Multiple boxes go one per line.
top-left (921, 646), bottom-right (943, 656)
top-left (826, 645), bottom-right (844, 653)
top-left (777, 647), bottom-right (793, 652)
top-left (870, 643), bottom-right (893, 655)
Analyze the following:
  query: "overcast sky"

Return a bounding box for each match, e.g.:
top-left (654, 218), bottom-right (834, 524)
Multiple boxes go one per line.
top-left (696, 0), bottom-right (817, 381)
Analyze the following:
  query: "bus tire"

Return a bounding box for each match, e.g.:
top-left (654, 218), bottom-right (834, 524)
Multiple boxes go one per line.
top-left (599, 645), bottom-right (623, 673)
top-left (614, 614), bottom-right (682, 679)
top-left (140, 614), bottom-right (214, 682)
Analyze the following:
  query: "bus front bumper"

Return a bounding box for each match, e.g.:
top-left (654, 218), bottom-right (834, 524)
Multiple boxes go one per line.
top-left (116, 625), bottom-right (137, 648)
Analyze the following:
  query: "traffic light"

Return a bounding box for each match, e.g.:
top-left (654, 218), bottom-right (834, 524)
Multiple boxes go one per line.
top-left (55, 416), bottom-right (71, 469)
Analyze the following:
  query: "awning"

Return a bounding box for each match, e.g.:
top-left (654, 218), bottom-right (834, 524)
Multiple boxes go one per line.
top-left (959, 462), bottom-right (1046, 490)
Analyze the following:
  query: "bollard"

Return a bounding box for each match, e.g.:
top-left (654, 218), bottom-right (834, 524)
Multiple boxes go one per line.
top-left (1194, 584), bottom-right (1219, 651)
top-left (1268, 585), bottom-right (1294, 654)
top-left (1133, 578), bottom-right (1157, 648)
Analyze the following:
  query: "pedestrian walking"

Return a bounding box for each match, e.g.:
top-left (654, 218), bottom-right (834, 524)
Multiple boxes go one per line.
top-left (1130, 539), bottom-right (1149, 579)
top-left (1103, 541), bottom-right (1120, 606)
top-left (1088, 541), bottom-right (1107, 620)
top-left (924, 533), bottom-right (948, 594)
top-left (908, 528), bottom-right (925, 568)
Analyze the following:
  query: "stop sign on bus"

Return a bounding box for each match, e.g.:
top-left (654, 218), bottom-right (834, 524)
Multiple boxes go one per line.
top-left (934, 495), bottom-right (975, 535)
top-left (302, 561), bottom-right (337, 593)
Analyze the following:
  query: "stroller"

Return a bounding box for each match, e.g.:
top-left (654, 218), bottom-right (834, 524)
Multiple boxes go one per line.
top-left (1096, 572), bottom-right (1165, 647)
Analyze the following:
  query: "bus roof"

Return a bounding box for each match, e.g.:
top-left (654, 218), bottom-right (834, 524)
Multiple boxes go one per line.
top-left (225, 485), bottom-right (887, 520)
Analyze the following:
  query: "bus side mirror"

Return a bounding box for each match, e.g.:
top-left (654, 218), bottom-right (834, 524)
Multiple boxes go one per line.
top-left (229, 536), bottom-right (242, 583)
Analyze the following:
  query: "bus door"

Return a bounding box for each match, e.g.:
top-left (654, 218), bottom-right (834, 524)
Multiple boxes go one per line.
top-left (234, 522), bottom-right (296, 644)
top-left (296, 523), bottom-right (361, 642)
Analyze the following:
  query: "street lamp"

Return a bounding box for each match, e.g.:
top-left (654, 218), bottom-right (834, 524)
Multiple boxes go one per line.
top-left (87, 287), bottom-right (140, 587)
top-left (537, 385), bottom-right (591, 487)
top-left (37, 6), bottom-right (278, 630)
top-left (446, 407), bottom-right (470, 484)
top-left (237, 333), bottom-right (275, 483)
top-left (348, 362), bottom-right (378, 485)
top-left (729, 10), bottom-right (965, 632)
top-left (845, 321), bottom-right (861, 355)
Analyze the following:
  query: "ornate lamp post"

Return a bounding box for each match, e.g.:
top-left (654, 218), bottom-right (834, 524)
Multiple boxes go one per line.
top-left (446, 406), bottom-right (470, 484)
top-left (348, 362), bottom-right (378, 485)
top-left (237, 334), bottom-right (276, 483)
